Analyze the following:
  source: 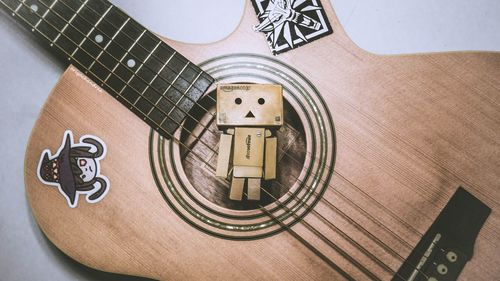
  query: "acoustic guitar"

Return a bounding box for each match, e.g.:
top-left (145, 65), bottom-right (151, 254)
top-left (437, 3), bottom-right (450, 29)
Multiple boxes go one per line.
top-left (2, 0), bottom-right (498, 280)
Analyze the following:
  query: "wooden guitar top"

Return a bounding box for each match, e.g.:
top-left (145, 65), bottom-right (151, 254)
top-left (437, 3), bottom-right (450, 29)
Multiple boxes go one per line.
top-left (23, 1), bottom-right (499, 280)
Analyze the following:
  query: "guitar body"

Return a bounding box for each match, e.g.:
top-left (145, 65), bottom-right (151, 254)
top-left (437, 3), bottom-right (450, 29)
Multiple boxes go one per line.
top-left (24, 1), bottom-right (499, 280)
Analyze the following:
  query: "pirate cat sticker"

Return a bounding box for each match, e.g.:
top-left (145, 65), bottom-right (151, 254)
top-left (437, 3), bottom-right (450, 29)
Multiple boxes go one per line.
top-left (37, 130), bottom-right (109, 208)
top-left (251, 0), bottom-right (333, 55)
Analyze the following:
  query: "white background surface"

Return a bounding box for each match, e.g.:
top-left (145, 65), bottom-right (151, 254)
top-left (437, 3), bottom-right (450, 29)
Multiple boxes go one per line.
top-left (0, 1), bottom-right (499, 280)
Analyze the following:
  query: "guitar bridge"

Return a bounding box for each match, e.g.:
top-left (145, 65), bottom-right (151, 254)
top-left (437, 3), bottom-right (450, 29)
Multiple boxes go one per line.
top-left (393, 187), bottom-right (491, 281)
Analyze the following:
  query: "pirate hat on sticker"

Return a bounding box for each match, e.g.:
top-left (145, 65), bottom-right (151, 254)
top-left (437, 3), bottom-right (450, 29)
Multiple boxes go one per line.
top-left (39, 133), bottom-right (78, 205)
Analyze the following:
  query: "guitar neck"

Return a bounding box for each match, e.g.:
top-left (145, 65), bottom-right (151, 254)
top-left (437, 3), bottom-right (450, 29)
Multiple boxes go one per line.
top-left (1, 0), bottom-right (214, 137)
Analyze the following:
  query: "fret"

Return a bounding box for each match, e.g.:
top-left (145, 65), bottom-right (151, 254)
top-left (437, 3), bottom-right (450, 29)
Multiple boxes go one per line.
top-left (3, 0), bottom-right (215, 138)
top-left (128, 31), bottom-right (159, 62)
top-left (134, 93), bottom-right (158, 117)
top-left (6, 2), bottom-right (57, 55)
top-left (7, 4), bottom-right (55, 51)
top-left (152, 90), bottom-right (178, 132)
top-left (71, 4), bottom-right (112, 57)
top-left (103, 28), bottom-right (146, 84)
top-left (95, 3), bottom-right (126, 38)
top-left (158, 65), bottom-right (179, 88)
top-left (9, 1), bottom-right (54, 42)
top-left (39, 2), bottom-right (78, 52)
top-left (117, 48), bottom-right (149, 99)
top-left (151, 42), bottom-right (176, 66)
top-left (13, 0), bottom-right (23, 14)
top-left (123, 50), bottom-right (176, 108)
top-left (16, 1), bottom-right (42, 26)
top-left (53, 0), bottom-right (88, 45)
top-left (88, 16), bottom-right (129, 72)
top-left (184, 71), bottom-right (203, 98)
top-left (145, 50), bottom-right (177, 96)
top-left (144, 81), bottom-right (183, 124)
top-left (132, 46), bottom-right (158, 76)
top-left (34, 0), bottom-right (57, 29)
top-left (65, 0), bottom-right (89, 54)
top-left (150, 52), bottom-right (200, 95)
top-left (171, 106), bottom-right (189, 124)
top-left (178, 64), bottom-right (198, 87)
top-left (101, 24), bottom-right (156, 84)
top-left (5, 1), bottom-right (90, 78)
top-left (146, 70), bottom-right (204, 124)
top-left (159, 62), bottom-right (190, 128)
top-left (120, 44), bottom-right (155, 94)
top-left (118, 72), bottom-right (148, 106)
top-left (41, 1), bottom-right (66, 33)
top-left (156, 51), bottom-right (177, 76)
top-left (40, 3), bottom-right (86, 52)
top-left (114, 20), bottom-right (144, 51)
top-left (36, 0), bottom-right (72, 44)
top-left (162, 68), bottom-right (188, 110)
top-left (140, 40), bottom-right (161, 68)
top-left (171, 63), bottom-right (192, 106)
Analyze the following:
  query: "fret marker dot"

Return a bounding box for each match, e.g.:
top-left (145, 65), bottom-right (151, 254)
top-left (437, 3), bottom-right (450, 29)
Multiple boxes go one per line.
top-left (30, 4), bottom-right (38, 13)
top-left (127, 59), bottom-right (136, 68)
top-left (95, 34), bottom-right (103, 43)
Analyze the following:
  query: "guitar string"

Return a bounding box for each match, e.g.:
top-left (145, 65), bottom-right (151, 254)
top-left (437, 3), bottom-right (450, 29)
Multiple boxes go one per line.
top-left (68, 0), bottom-right (221, 108)
top-left (177, 104), bottom-right (429, 279)
top-left (1, 2), bottom-right (220, 168)
top-left (84, 0), bottom-right (496, 247)
top-left (65, 0), bottom-right (429, 244)
top-left (256, 186), bottom-right (416, 280)
top-left (269, 180), bottom-right (397, 278)
top-left (183, 91), bottom-right (429, 279)
top-left (5, 1), bottom-right (428, 278)
top-left (255, 195), bottom-right (383, 280)
top-left (52, 0), bottom-right (500, 275)
top-left (37, 0), bottom-right (422, 252)
top-left (2, 1), bottom-right (430, 279)
top-left (7, 1), bottom-right (433, 279)
top-left (182, 87), bottom-right (419, 257)
top-left (65, 0), bottom-right (425, 244)
top-left (39, 0), bottom-right (245, 154)
top-left (31, 0), bottom-right (223, 134)
top-left (187, 92), bottom-right (422, 250)
top-left (4, 1), bottom-right (434, 278)
top-left (255, 201), bottom-right (355, 280)
top-left (1, 2), bottom-right (359, 278)
top-left (60, 0), bottom-right (428, 244)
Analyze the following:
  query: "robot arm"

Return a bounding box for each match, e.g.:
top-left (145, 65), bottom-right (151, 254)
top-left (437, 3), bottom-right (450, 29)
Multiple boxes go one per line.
top-left (264, 130), bottom-right (277, 180)
top-left (215, 129), bottom-right (234, 178)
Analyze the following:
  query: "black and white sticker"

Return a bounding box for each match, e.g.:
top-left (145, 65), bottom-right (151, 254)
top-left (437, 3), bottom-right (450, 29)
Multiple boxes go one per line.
top-left (37, 130), bottom-right (109, 208)
top-left (252, 0), bottom-right (333, 55)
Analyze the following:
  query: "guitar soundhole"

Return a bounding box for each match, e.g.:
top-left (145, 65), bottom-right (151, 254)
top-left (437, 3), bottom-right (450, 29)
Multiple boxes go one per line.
top-left (179, 89), bottom-right (307, 210)
top-left (149, 54), bottom-right (335, 239)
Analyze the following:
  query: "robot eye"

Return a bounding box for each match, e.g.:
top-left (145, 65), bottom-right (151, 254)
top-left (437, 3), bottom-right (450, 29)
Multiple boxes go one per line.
top-left (235, 98), bottom-right (242, 105)
top-left (79, 159), bottom-right (87, 167)
top-left (258, 98), bottom-right (265, 105)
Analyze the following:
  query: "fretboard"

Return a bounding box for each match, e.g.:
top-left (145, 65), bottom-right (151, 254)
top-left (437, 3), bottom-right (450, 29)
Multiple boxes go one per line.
top-left (1, 0), bottom-right (214, 137)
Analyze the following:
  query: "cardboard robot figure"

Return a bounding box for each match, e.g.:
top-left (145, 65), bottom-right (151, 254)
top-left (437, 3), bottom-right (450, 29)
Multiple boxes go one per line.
top-left (215, 84), bottom-right (283, 201)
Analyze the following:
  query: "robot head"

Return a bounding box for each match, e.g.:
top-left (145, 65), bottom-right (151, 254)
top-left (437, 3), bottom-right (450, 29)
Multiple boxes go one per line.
top-left (216, 84), bottom-right (283, 128)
